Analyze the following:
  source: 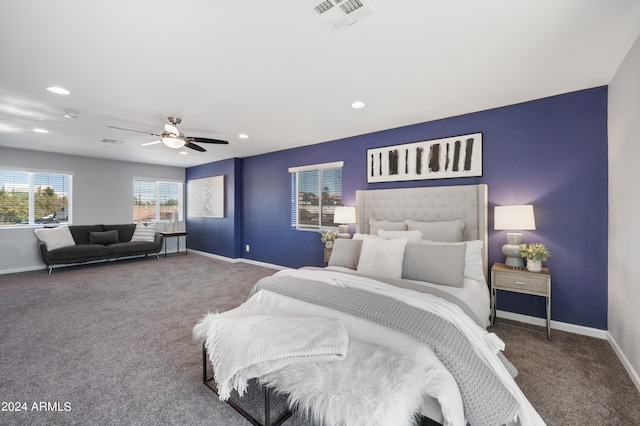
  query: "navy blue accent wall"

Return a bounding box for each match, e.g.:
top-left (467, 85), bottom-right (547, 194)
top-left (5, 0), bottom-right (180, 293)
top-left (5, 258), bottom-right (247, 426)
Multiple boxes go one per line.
top-left (189, 87), bottom-right (609, 330)
top-left (186, 158), bottom-right (243, 259)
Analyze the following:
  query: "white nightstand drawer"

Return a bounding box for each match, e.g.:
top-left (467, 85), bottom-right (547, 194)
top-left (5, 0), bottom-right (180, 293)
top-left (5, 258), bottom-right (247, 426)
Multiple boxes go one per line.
top-left (494, 273), bottom-right (549, 295)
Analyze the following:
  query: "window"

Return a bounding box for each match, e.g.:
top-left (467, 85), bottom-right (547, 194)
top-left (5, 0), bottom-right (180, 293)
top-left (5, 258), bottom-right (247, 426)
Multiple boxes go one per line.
top-left (133, 179), bottom-right (183, 223)
top-left (0, 169), bottom-right (72, 227)
top-left (289, 161), bottom-right (343, 230)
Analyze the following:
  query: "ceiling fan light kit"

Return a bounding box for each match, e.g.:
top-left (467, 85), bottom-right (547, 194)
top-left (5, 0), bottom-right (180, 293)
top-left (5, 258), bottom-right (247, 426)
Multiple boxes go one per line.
top-left (107, 117), bottom-right (229, 153)
top-left (161, 134), bottom-right (186, 149)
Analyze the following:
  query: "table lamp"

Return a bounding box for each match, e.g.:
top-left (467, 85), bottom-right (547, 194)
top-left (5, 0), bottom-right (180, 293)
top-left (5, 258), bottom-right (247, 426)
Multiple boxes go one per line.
top-left (333, 206), bottom-right (356, 239)
top-left (494, 204), bottom-right (536, 268)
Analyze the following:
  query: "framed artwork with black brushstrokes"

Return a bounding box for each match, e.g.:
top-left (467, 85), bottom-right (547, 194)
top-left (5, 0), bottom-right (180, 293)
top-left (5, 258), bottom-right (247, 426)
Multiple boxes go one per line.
top-left (366, 132), bottom-right (482, 183)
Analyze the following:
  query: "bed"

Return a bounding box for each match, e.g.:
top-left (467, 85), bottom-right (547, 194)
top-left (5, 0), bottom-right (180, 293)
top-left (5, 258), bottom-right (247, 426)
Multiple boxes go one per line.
top-left (193, 184), bottom-right (545, 426)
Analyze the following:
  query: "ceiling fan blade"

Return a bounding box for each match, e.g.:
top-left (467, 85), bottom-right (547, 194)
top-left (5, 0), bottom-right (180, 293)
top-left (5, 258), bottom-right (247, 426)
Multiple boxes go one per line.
top-left (142, 140), bottom-right (162, 146)
top-left (189, 136), bottom-right (229, 145)
top-left (107, 125), bottom-right (161, 137)
top-left (185, 141), bottom-right (207, 152)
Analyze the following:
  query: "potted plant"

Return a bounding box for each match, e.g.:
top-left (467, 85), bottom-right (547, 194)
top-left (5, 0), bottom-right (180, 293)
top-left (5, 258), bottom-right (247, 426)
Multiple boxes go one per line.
top-left (320, 229), bottom-right (339, 248)
top-left (519, 243), bottom-right (550, 272)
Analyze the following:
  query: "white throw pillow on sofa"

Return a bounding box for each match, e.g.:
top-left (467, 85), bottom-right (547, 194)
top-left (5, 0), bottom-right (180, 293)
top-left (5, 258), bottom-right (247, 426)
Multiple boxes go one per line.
top-left (34, 226), bottom-right (76, 251)
top-left (131, 223), bottom-right (156, 242)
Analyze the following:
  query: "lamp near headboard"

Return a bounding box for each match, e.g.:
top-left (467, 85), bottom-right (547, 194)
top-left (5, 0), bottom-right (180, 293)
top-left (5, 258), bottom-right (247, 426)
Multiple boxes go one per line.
top-left (494, 204), bottom-right (536, 269)
top-left (334, 206), bottom-right (356, 239)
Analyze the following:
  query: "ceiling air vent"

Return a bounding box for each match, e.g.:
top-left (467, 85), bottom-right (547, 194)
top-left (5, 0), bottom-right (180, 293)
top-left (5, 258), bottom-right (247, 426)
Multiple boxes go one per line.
top-left (307, 0), bottom-right (376, 32)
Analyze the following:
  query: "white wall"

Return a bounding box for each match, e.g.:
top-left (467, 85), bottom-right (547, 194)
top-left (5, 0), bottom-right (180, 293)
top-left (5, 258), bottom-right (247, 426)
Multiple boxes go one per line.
top-left (0, 147), bottom-right (185, 273)
top-left (608, 34), bottom-right (640, 388)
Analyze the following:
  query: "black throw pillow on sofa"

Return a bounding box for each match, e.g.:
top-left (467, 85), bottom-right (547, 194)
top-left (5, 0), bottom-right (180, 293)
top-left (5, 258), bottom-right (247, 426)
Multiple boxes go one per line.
top-left (88, 230), bottom-right (119, 245)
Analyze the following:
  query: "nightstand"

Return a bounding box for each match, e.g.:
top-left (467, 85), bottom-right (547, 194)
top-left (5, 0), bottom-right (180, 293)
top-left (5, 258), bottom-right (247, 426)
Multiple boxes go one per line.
top-left (491, 262), bottom-right (551, 340)
top-left (324, 247), bottom-right (332, 266)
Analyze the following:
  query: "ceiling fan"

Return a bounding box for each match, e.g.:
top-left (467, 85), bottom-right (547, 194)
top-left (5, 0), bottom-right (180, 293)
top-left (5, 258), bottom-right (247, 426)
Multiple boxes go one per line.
top-left (107, 117), bottom-right (229, 152)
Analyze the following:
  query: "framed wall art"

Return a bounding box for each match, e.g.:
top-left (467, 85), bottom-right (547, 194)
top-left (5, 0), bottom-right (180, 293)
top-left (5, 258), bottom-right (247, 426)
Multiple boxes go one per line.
top-left (187, 175), bottom-right (225, 218)
top-left (366, 132), bottom-right (482, 183)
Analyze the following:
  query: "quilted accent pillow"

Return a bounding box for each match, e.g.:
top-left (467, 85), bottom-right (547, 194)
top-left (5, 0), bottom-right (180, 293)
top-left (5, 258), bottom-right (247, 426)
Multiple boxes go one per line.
top-left (405, 219), bottom-right (465, 242)
top-left (131, 223), bottom-right (156, 242)
top-left (377, 229), bottom-right (423, 244)
top-left (89, 230), bottom-right (119, 245)
top-left (356, 237), bottom-right (408, 279)
top-left (328, 239), bottom-right (363, 270)
top-left (422, 239), bottom-right (485, 282)
top-left (368, 218), bottom-right (406, 235)
top-left (34, 226), bottom-right (76, 251)
top-left (402, 243), bottom-right (466, 287)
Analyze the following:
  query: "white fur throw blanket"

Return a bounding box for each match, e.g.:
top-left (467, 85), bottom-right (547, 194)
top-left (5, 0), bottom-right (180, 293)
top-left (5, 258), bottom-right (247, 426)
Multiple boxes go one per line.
top-left (193, 313), bottom-right (348, 400)
top-left (261, 339), bottom-right (430, 426)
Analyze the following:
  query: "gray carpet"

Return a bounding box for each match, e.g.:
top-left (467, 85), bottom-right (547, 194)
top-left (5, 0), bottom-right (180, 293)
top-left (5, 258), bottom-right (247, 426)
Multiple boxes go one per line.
top-left (1, 254), bottom-right (638, 426)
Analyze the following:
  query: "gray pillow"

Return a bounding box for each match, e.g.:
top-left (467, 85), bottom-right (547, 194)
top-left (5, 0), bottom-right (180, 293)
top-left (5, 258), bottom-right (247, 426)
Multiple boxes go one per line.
top-left (328, 239), bottom-right (363, 270)
top-left (402, 243), bottom-right (466, 287)
top-left (369, 218), bottom-right (406, 235)
top-left (89, 230), bottom-right (119, 245)
top-left (405, 219), bottom-right (465, 242)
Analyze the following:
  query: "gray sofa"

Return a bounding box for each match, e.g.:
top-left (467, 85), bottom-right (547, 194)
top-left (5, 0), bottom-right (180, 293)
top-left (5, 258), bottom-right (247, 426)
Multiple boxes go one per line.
top-left (37, 224), bottom-right (164, 274)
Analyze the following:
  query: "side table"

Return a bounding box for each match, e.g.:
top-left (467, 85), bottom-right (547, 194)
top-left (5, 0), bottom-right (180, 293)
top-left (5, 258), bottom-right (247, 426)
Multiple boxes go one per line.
top-left (491, 262), bottom-right (551, 340)
top-left (159, 231), bottom-right (188, 257)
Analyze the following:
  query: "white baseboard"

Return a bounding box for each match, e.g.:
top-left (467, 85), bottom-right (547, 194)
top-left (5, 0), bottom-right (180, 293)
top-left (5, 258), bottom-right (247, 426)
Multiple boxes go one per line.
top-left (188, 249), bottom-right (286, 270)
top-left (607, 333), bottom-right (640, 393)
top-left (495, 309), bottom-right (608, 339)
top-left (0, 264), bottom-right (46, 275)
top-left (496, 309), bottom-right (640, 393)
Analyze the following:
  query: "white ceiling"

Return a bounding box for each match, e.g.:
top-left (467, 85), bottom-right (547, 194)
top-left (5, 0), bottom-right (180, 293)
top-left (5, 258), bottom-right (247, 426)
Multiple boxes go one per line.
top-left (1, 1), bottom-right (640, 168)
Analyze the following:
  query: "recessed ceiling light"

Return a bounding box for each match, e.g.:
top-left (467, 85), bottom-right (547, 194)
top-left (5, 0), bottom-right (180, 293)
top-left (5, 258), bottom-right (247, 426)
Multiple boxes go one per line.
top-left (179, 151), bottom-right (188, 155)
top-left (351, 101), bottom-right (365, 109)
top-left (46, 86), bottom-right (71, 95)
top-left (239, 134), bottom-right (249, 139)
top-left (33, 128), bottom-right (49, 133)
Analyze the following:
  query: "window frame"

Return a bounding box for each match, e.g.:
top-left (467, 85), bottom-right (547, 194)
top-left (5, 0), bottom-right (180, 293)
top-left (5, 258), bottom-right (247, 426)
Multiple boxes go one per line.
top-left (132, 177), bottom-right (184, 223)
top-left (289, 161), bottom-right (343, 232)
top-left (0, 167), bottom-right (73, 227)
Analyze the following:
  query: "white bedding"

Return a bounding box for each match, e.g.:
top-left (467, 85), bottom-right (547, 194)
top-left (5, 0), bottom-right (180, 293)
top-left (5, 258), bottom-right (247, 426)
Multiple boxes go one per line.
top-left (208, 268), bottom-right (545, 426)
top-left (325, 265), bottom-right (491, 328)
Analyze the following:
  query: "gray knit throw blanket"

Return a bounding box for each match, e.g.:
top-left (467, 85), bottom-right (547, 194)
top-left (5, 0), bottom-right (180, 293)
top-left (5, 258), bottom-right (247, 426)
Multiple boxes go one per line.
top-left (251, 275), bottom-right (519, 426)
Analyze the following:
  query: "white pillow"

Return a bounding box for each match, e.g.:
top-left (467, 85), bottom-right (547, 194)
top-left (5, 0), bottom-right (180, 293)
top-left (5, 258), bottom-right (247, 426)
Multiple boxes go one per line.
top-left (422, 239), bottom-right (485, 282)
top-left (377, 229), bottom-right (423, 244)
top-left (357, 237), bottom-right (408, 279)
top-left (131, 222), bottom-right (157, 242)
top-left (34, 226), bottom-right (76, 251)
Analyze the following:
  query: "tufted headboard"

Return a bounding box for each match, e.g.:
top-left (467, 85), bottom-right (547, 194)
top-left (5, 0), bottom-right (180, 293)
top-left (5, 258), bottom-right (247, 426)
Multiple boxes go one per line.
top-left (355, 184), bottom-right (488, 279)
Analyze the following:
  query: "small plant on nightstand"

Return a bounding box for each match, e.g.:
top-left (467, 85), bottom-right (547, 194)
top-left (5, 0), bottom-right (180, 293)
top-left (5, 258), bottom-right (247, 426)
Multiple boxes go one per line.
top-left (319, 230), bottom-right (338, 248)
top-left (519, 243), bottom-right (550, 272)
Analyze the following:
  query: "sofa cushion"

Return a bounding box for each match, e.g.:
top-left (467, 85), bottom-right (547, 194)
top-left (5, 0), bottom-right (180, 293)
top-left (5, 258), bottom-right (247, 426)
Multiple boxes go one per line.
top-left (47, 244), bottom-right (111, 261)
top-left (103, 224), bottom-right (136, 242)
top-left (89, 230), bottom-right (119, 245)
top-left (108, 241), bottom-right (160, 256)
top-left (69, 225), bottom-right (104, 245)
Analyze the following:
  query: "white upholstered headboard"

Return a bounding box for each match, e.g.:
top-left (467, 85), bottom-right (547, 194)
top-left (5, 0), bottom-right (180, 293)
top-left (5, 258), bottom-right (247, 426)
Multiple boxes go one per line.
top-left (355, 184), bottom-right (488, 280)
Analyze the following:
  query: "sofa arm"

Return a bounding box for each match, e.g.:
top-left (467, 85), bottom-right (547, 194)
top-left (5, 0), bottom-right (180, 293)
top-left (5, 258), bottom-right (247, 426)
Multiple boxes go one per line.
top-left (155, 233), bottom-right (164, 251)
top-left (38, 241), bottom-right (52, 266)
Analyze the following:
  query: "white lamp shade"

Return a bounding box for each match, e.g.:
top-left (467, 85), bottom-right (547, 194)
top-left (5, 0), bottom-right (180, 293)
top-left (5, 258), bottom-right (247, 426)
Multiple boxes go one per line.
top-left (333, 206), bottom-right (356, 224)
top-left (494, 205), bottom-right (536, 230)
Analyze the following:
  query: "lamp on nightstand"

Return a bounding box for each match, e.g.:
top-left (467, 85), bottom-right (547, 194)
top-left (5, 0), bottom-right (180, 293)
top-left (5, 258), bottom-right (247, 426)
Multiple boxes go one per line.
top-left (333, 206), bottom-right (356, 239)
top-left (494, 204), bottom-right (536, 269)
